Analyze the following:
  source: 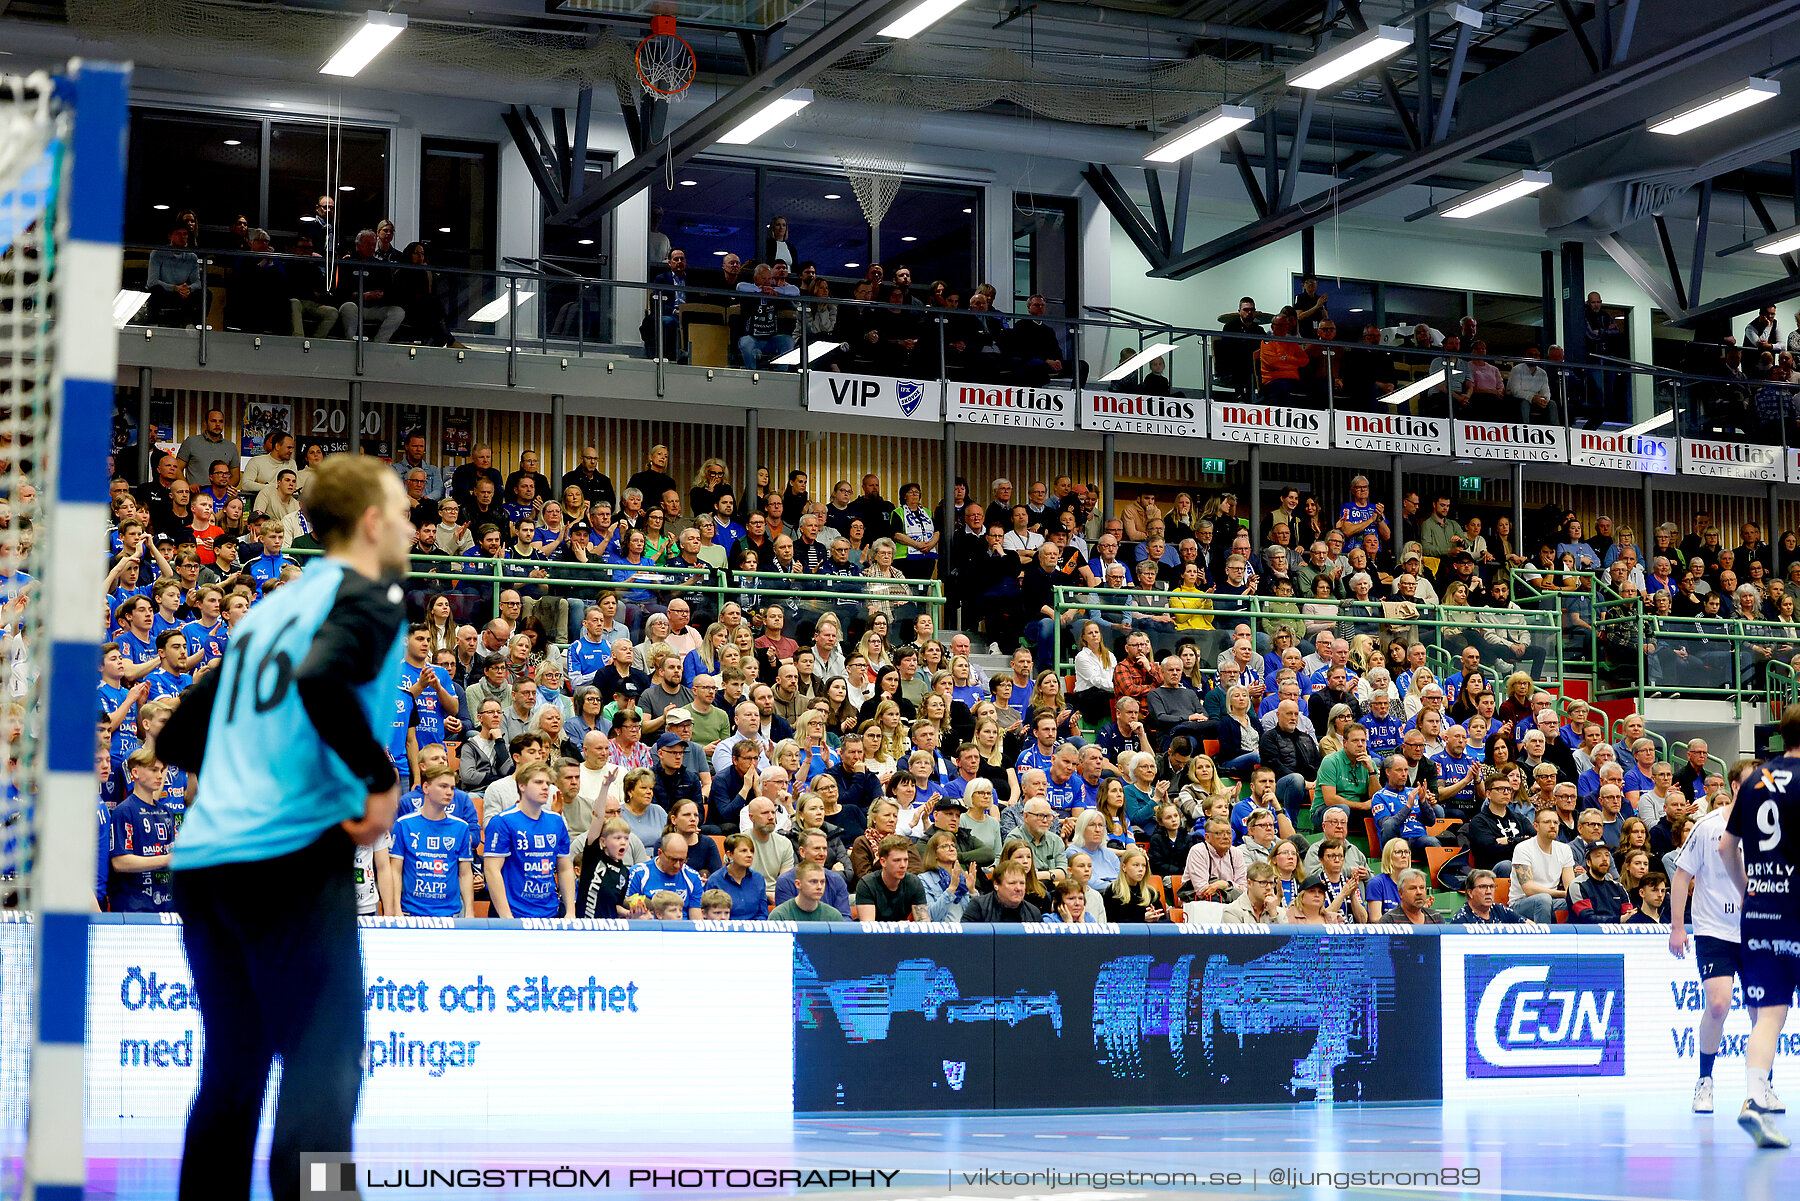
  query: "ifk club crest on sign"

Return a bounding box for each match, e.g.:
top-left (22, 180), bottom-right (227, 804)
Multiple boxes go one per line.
top-left (804, 372), bottom-right (940, 423)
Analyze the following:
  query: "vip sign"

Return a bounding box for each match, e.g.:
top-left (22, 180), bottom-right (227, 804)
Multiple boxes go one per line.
top-left (1333, 411), bottom-right (1450, 456)
top-left (804, 372), bottom-right (940, 423)
top-left (1207, 401), bottom-right (1328, 449)
top-left (948, 383), bottom-right (1074, 431)
top-left (1080, 391), bottom-right (1206, 439)
top-left (1452, 421), bottom-right (1569, 463)
top-left (1570, 430), bottom-right (1673, 474)
top-left (1679, 438), bottom-right (1783, 482)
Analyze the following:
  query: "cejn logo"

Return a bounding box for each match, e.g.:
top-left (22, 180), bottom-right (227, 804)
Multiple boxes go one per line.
top-left (1464, 955), bottom-right (1624, 1078)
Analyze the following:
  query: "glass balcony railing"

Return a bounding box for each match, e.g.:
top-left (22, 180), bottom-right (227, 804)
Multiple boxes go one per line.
top-left (119, 245), bottom-right (1800, 487)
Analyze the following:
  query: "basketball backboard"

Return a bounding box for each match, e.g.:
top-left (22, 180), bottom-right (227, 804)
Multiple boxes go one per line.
top-left (555, 0), bottom-right (814, 33)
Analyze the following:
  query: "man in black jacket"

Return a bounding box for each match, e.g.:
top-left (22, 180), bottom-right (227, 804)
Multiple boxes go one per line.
top-left (1456, 777), bottom-right (1532, 890)
top-left (1004, 294), bottom-right (1069, 385)
top-left (707, 738), bottom-right (761, 833)
top-left (1262, 699), bottom-right (1321, 828)
top-left (333, 228), bottom-right (405, 343)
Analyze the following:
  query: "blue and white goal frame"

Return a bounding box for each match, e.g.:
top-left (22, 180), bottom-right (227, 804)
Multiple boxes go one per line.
top-left (25, 58), bottom-right (129, 1201)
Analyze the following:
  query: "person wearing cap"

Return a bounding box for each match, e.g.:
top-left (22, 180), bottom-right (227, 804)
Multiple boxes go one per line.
top-left (1285, 871), bottom-right (1353, 924)
top-left (659, 707), bottom-right (712, 792)
top-left (651, 729), bottom-right (703, 813)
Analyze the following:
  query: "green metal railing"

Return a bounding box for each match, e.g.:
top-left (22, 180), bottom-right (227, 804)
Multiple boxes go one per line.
top-left (1047, 585), bottom-right (1564, 688)
top-left (1767, 660), bottom-right (1800, 716)
top-left (284, 548), bottom-right (944, 634)
top-left (1511, 567), bottom-right (1606, 679)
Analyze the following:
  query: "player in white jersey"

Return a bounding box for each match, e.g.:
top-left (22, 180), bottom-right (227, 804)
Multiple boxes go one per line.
top-left (1670, 758), bottom-right (1775, 1114)
top-left (1721, 706), bottom-right (1800, 1148)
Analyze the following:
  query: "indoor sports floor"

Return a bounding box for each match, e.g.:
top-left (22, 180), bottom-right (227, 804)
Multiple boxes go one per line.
top-left (75, 1094), bottom-right (1795, 1200)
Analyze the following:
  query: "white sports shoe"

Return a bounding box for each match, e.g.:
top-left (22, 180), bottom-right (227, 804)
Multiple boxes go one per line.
top-left (1693, 1077), bottom-right (1714, 1113)
top-left (987, 643), bottom-right (1001, 655)
top-left (1759, 1080), bottom-right (1786, 1113)
top-left (1738, 1100), bottom-right (1791, 1149)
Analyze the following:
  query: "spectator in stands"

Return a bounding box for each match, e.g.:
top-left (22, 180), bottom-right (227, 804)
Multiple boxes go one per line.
top-left (1214, 297), bottom-right (1265, 395)
top-left (146, 221), bottom-right (204, 328)
top-left (1006, 295), bottom-right (1069, 384)
top-left (333, 228), bottom-right (406, 343)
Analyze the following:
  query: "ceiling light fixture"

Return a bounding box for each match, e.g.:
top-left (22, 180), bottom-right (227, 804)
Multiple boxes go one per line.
top-left (320, 10), bottom-right (407, 78)
top-left (1648, 77), bottom-right (1779, 135)
top-left (438, 226), bottom-right (452, 233)
top-left (824, 193), bottom-right (842, 199)
top-left (1434, 170), bottom-right (1552, 219)
top-left (901, 235), bottom-right (917, 242)
top-left (577, 238), bottom-right (595, 246)
top-left (1098, 343), bottom-right (1175, 383)
top-left (718, 88), bottom-right (813, 145)
top-left (679, 179), bottom-right (698, 187)
top-left (1754, 224), bottom-right (1800, 257)
top-left (1288, 25), bottom-right (1412, 91)
top-left (338, 184), bottom-right (356, 192)
top-left (467, 289), bottom-right (534, 324)
top-left (152, 203), bottom-right (169, 211)
top-left (223, 139), bottom-right (241, 146)
top-left (1143, 103), bottom-right (1256, 163)
top-left (878, 0), bottom-right (969, 40)
top-left (844, 262), bottom-right (860, 268)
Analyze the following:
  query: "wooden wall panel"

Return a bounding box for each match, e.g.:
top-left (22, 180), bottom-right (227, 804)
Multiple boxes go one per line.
top-left (137, 387), bottom-right (1800, 542)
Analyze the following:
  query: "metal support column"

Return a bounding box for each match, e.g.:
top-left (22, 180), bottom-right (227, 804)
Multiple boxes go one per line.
top-left (1102, 433), bottom-right (1116, 521)
top-left (942, 420), bottom-right (958, 571)
top-left (1391, 456), bottom-right (1405, 551)
top-left (1300, 227), bottom-right (1316, 279)
top-left (1248, 444), bottom-right (1262, 525)
top-left (745, 408), bottom-right (760, 511)
top-left (1642, 474), bottom-right (1655, 548)
top-left (136, 366), bottom-right (153, 480)
top-left (550, 394), bottom-right (567, 484)
top-left (1512, 463), bottom-right (1526, 557)
top-left (1770, 484), bottom-right (1782, 557)
top-left (1561, 241), bottom-right (1586, 363)
top-left (1541, 250), bottom-right (1557, 354)
top-left (348, 381), bottom-right (364, 455)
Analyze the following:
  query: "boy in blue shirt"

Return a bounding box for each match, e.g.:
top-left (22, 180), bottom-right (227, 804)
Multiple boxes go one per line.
top-left (482, 762), bottom-right (574, 918)
top-left (109, 746), bottom-right (178, 913)
top-left (399, 743), bottom-right (482, 829)
top-left (182, 584), bottom-right (228, 670)
top-left (391, 765), bottom-right (475, 917)
top-left (98, 644), bottom-right (148, 800)
top-left (113, 595), bottom-right (161, 678)
top-left (244, 523), bottom-right (295, 596)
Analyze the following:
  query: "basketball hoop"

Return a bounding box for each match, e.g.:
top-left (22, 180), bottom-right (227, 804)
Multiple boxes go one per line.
top-left (636, 15), bottom-right (696, 101)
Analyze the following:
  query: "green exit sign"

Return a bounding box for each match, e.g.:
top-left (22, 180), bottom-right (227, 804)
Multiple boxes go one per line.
top-left (1202, 458), bottom-right (1227, 476)
top-left (1459, 475), bottom-right (1483, 492)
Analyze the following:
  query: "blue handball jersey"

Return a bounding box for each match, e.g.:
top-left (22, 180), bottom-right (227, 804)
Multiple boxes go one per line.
top-left (173, 559), bottom-right (407, 870)
top-left (392, 810), bottom-right (474, 916)
top-left (483, 807), bottom-right (570, 917)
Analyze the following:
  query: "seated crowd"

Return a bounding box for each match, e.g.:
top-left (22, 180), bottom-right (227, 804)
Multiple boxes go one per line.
top-left (91, 428), bottom-right (1771, 927)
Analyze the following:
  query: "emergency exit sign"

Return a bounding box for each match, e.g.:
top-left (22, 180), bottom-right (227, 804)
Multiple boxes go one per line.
top-left (1202, 458), bottom-right (1227, 476)
top-left (1459, 475), bottom-right (1483, 492)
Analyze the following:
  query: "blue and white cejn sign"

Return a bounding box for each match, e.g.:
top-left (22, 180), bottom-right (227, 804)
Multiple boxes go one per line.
top-left (1440, 933), bottom-right (1800, 1098)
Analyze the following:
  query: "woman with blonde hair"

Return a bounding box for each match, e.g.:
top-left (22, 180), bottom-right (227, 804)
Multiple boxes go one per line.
top-left (855, 629), bottom-right (889, 680)
top-left (1104, 848), bottom-right (1166, 923)
top-left (1025, 669), bottom-right (1081, 743)
top-left (689, 458), bottom-right (733, 517)
top-left (1177, 752), bottom-right (1235, 821)
top-left (683, 621), bottom-right (729, 686)
top-left (1403, 666), bottom-right (1437, 722)
top-left (1317, 703), bottom-right (1356, 757)
top-left (422, 593), bottom-right (457, 658)
top-left (916, 690), bottom-right (953, 741)
top-left (794, 709), bottom-right (837, 785)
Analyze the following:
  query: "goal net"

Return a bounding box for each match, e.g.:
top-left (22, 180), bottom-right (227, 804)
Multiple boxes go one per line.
top-left (0, 59), bottom-right (130, 1201)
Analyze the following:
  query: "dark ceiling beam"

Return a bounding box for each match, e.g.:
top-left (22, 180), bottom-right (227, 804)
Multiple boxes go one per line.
top-left (1223, 133), bottom-right (1271, 218)
top-left (1672, 273), bottom-right (1800, 328)
top-left (1082, 163), bottom-right (1169, 268)
top-left (1653, 215), bottom-right (1688, 311)
top-left (1342, 0), bottom-right (1422, 150)
top-left (1690, 178), bottom-right (1711, 308)
top-left (1611, 0), bottom-right (1642, 64)
top-left (1278, 90), bottom-right (1319, 210)
top-left (1595, 232), bottom-right (1685, 316)
top-left (549, 0), bottom-right (922, 226)
top-left (502, 105), bottom-right (566, 211)
top-left (1150, 0), bottom-right (1800, 279)
top-left (1552, 0), bottom-right (1602, 73)
top-left (1431, 15), bottom-right (1474, 143)
top-left (1142, 168), bottom-right (1171, 251)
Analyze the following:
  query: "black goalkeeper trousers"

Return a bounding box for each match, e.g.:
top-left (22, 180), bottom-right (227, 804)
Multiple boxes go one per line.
top-left (173, 827), bottom-right (365, 1201)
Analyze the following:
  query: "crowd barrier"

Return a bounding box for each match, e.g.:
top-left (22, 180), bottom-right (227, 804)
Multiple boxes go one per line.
top-left (6, 916), bottom-right (1789, 1137)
